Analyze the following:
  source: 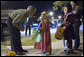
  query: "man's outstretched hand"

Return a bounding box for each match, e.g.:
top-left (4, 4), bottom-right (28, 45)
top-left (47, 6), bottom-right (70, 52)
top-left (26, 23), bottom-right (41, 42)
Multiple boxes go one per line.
top-left (13, 23), bottom-right (24, 31)
top-left (19, 27), bottom-right (24, 31)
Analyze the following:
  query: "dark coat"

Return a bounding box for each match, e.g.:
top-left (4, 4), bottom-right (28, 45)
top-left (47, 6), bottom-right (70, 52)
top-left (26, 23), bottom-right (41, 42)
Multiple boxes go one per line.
top-left (64, 15), bottom-right (74, 40)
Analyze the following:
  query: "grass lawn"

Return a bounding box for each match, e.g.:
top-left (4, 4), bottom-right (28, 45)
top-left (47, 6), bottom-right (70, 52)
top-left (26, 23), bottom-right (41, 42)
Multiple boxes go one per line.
top-left (1, 34), bottom-right (57, 46)
top-left (1, 32), bottom-right (83, 46)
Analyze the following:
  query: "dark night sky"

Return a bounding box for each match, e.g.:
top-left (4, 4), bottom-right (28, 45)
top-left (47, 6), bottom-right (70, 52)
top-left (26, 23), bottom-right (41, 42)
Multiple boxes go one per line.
top-left (1, 1), bottom-right (62, 18)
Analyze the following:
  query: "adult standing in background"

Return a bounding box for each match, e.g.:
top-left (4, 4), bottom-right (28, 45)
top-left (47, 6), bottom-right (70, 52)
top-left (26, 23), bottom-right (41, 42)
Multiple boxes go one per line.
top-left (70, 1), bottom-right (82, 50)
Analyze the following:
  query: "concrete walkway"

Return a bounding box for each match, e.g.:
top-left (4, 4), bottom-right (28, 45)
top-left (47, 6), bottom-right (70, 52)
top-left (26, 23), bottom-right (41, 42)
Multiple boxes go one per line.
top-left (6, 36), bottom-right (83, 56)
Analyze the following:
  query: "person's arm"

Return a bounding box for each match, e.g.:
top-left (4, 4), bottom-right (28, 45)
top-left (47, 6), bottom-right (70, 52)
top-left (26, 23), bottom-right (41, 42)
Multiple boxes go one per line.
top-left (72, 10), bottom-right (77, 14)
top-left (68, 6), bottom-right (81, 16)
top-left (12, 10), bottom-right (27, 31)
top-left (12, 14), bottom-right (24, 31)
top-left (12, 12), bottom-right (25, 24)
top-left (13, 23), bottom-right (24, 31)
top-left (73, 6), bottom-right (81, 14)
top-left (9, 10), bottom-right (17, 19)
top-left (38, 21), bottom-right (42, 30)
top-left (12, 16), bottom-right (25, 31)
top-left (12, 15), bottom-right (21, 24)
top-left (67, 10), bottom-right (78, 16)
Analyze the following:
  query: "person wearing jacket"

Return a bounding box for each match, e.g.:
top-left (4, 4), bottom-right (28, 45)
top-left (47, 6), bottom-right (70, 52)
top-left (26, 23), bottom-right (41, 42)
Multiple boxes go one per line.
top-left (7, 5), bottom-right (36, 55)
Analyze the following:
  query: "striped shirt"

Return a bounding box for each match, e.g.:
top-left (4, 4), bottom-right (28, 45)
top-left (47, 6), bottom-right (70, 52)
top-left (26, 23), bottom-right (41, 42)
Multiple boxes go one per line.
top-left (9, 9), bottom-right (28, 25)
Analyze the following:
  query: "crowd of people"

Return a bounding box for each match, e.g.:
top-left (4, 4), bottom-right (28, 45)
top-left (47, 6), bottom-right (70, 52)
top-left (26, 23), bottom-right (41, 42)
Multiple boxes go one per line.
top-left (7, 1), bottom-right (82, 55)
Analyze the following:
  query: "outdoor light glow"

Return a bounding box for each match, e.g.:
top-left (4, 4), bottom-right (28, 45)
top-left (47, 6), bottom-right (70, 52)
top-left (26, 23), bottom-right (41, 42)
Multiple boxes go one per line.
top-left (27, 17), bottom-right (29, 21)
top-left (58, 15), bottom-right (62, 19)
top-left (49, 11), bottom-right (53, 16)
top-left (33, 23), bottom-right (38, 26)
top-left (39, 16), bottom-right (42, 19)
top-left (52, 17), bottom-right (54, 19)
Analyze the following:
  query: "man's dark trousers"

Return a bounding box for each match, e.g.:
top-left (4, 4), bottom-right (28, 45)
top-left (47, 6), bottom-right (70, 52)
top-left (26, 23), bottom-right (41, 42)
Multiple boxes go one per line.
top-left (7, 17), bottom-right (23, 52)
top-left (73, 22), bottom-right (81, 49)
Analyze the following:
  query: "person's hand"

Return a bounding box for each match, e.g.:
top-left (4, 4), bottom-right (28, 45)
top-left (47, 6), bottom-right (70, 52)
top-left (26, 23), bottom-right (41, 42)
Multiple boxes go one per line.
top-left (63, 26), bottom-right (66, 29)
top-left (64, 15), bottom-right (68, 20)
top-left (38, 28), bottom-right (41, 31)
top-left (19, 27), bottom-right (24, 31)
top-left (38, 30), bottom-right (40, 32)
top-left (64, 15), bottom-right (66, 18)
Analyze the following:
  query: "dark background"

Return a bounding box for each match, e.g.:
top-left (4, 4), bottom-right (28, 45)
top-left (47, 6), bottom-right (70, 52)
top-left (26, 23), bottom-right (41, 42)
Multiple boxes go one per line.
top-left (1, 1), bottom-right (57, 18)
